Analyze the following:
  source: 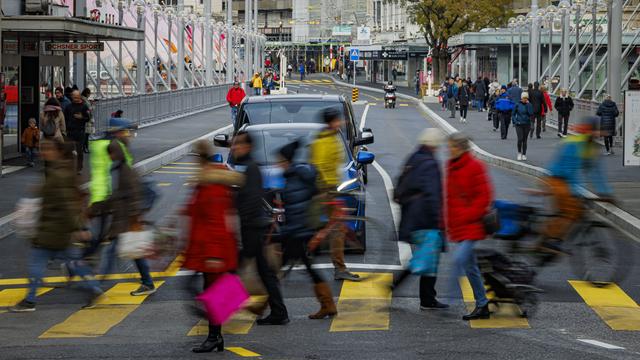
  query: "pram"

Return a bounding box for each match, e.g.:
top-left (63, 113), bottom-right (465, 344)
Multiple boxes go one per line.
top-left (475, 200), bottom-right (543, 318)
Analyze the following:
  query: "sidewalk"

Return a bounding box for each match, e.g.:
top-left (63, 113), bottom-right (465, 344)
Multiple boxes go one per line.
top-left (0, 104), bottom-right (231, 221)
top-left (341, 75), bottom-right (640, 221)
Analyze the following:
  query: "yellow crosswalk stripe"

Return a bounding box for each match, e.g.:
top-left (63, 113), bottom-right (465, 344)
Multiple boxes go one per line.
top-left (160, 166), bottom-right (200, 170)
top-left (187, 296), bottom-right (265, 335)
top-left (330, 272), bottom-right (392, 332)
top-left (227, 347), bottom-right (261, 357)
top-left (154, 170), bottom-right (198, 175)
top-left (569, 280), bottom-right (640, 330)
top-left (157, 182), bottom-right (172, 187)
top-left (0, 287), bottom-right (53, 307)
top-left (170, 162), bottom-right (199, 165)
top-left (399, 104), bottom-right (409, 107)
top-left (459, 277), bottom-right (530, 329)
top-left (40, 281), bottom-right (164, 338)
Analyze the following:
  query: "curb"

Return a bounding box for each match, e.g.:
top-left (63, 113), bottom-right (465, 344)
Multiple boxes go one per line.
top-left (330, 77), bottom-right (640, 242)
top-left (0, 124), bottom-right (232, 240)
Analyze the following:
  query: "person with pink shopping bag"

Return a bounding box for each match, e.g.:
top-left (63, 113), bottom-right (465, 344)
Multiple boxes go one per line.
top-left (184, 140), bottom-right (245, 353)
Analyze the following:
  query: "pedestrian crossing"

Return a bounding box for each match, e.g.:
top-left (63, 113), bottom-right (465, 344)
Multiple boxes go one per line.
top-left (1, 275), bottom-right (640, 340)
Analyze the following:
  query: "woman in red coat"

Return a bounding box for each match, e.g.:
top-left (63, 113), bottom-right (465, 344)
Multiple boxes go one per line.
top-left (445, 133), bottom-right (493, 321)
top-left (184, 140), bottom-right (244, 353)
top-left (540, 85), bottom-right (553, 133)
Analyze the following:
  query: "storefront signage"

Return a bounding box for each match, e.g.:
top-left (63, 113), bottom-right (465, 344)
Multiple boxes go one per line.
top-left (624, 91), bottom-right (640, 166)
top-left (45, 42), bottom-right (105, 52)
top-left (361, 50), bottom-right (408, 60)
top-left (332, 26), bottom-right (352, 36)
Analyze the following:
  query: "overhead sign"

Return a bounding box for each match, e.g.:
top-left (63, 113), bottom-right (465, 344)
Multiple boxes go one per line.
top-left (332, 25), bottom-right (352, 36)
top-left (350, 48), bottom-right (360, 61)
top-left (361, 49), bottom-right (408, 60)
top-left (357, 26), bottom-right (371, 41)
top-left (624, 91), bottom-right (640, 166)
top-left (45, 42), bottom-right (105, 52)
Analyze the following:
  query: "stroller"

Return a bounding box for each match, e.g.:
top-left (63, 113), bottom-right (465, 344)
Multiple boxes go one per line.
top-left (475, 200), bottom-right (543, 318)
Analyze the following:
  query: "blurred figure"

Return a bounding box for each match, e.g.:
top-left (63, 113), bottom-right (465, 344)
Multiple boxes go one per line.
top-left (474, 77), bottom-right (486, 112)
top-left (597, 94), bottom-right (620, 155)
top-left (540, 85), bottom-right (553, 133)
top-left (457, 80), bottom-right (471, 123)
top-left (10, 140), bottom-right (101, 312)
top-left (538, 117), bottom-right (613, 261)
top-left (528, 82), bottom-right (547, 139)
top-left (512, 92), bottom-right (533, 161)
top-left (251, 73), bottom-right (263, 96)
top-left (446, 133), bottom-right (493, 321)
top-left (488, 88), bottom-right (500, 131)
top-left (186, 140), bottom-right (245, 353)
top-left (232, 131), bottom-right (289, 325)
top-left (111, 109), bottom-right (124, 118)
top-left (446, 78), bottom-right (458, 119)
top-left (226, 81), bottom-right (246, 122)
top-left (21, 118), bottom-right (40, 167)
top-left (277, 140), bottom-right (337, 319)
top-left (299, 62), bottom-right (305, 81)
top-left (309, 108), bottom-right (360, 282)
top-left (81, 88), bottom-right (94, 154)
top-left (40, 98), bottom-right (65, 142)
top-left (495, 86), bottom-right (514, 140)
top-left (392, 128), bottom-right (448, 310)
top-left (98, 118), bottom-right (156, 296)
top-left (554, 88), bottom-right (574, 138)
top-left (63, 90), bottom-right (91, 173)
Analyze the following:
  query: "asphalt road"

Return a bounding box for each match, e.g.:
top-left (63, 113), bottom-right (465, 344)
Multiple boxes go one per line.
top-left (0, 78), bottom-right (639, 359)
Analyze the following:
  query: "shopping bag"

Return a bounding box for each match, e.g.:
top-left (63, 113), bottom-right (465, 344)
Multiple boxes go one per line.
top-left (13, 198), bottom-right (42, 239)
top-left (196, 273), bottom-right (249, 325)
top-left (117, 230), bottom-right (154, 259)
top-left (408, 230), bottom-right (443, 276)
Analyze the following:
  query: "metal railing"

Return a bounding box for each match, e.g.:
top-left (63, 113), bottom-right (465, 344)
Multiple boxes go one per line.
top-left (92, 84), bottom-right (229, 132)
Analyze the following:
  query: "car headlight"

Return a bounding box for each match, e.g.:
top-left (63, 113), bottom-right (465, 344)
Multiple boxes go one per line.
top-left (337, 178), bottom-right (359, 192)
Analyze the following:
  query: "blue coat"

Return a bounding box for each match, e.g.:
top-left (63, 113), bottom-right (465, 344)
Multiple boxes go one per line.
top-left (512, 101), bottom-right (533, 125)
top-left (506, 86), bottom-right (522, 103)
top-left (495, 93), bottom-right (515, 112)
top-left (281, 163), bottom-right (318, 237)
top-left (395, 146), bottom-right (443, 243)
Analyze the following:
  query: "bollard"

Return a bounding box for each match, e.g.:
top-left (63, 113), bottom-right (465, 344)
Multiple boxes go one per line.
top-left (351, 87), bottom-right (359, 102)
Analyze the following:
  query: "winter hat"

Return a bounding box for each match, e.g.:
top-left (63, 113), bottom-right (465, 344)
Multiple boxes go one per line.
top-left (418, 128), bottom-right (445, 148)
top-left (107, 117), bottom-right (135, 133)
top-left (278, 140), bottom-right (300, 162)
top-left (501, 85), bottom-right (507, 91)
top-left (521, 92), bottom-right (529, 100)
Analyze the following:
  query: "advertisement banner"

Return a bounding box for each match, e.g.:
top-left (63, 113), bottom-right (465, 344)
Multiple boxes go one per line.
top-left (624, 91), bottom-right (640, 166)
top-left (332, 25), bottom-right (352, 36)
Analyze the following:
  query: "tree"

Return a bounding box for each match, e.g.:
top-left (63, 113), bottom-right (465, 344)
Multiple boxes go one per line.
top-left (405, 0), bottom-right (512, 82)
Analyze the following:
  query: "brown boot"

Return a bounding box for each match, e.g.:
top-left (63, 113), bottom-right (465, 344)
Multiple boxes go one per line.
top-left (308, 282), bottom-right (337, 319)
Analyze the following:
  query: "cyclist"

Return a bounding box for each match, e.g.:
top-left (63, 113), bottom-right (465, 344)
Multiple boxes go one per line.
top-left (309, 108), bottom-right (360, 282)
top-left (537, 116), bottom-right (613, 261)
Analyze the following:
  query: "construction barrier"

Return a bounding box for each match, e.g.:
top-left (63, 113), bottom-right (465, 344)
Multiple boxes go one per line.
top-left (352, 87), bottom-right (359, 102)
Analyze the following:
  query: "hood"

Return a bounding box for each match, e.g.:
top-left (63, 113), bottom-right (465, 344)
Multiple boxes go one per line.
top-left (601, 99), bottom-right (617, 108)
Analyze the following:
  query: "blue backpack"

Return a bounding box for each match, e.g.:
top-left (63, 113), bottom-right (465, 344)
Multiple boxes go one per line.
top-left (495, 97), bottom-right (514, 112)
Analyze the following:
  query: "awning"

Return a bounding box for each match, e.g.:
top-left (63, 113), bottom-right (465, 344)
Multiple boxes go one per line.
top-left (1, 16), bottom-right (144, 41)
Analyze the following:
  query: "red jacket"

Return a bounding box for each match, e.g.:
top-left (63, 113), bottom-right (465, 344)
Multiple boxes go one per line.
top-left (541, 92), bottom-right (553, 117)
top-left (226, 87), bottom-right (246, 107)
top-left (183, 165), bottom-right (243, 273)
top-left (445, 152), bottom-right (493, 242)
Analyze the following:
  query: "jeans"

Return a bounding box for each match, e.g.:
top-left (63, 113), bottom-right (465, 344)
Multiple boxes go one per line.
top-left (448, 98), bottom-right (457, 118)
top-left (459, 105), bottom-right (468, 119)
top-left (442, 94), bottom-right (448, 110)
top-left (558, 113), bottom-right (570, 135)
top-left (515, 124), bottom-right (531, 154)
top-left (231, 106), bottom-right (238, 122)
top-left (25, 147), bottom-right (36, 163)
top-left (475, 99), bottom-right (484, 111)
top-left (100, 239), bottom-right (154, 288)
top-left (300, 72), bottom-right (305, 81)
top-left (69, 135), bottom-right (85, 172)
top-left (498, 112), bottom-right (510, 139)
top-left (451, 241), bottom-right (488, 307)
top-left (530, 113), bottom-right (543, 138)
top-left (254, 88), bottom-right (262, 96)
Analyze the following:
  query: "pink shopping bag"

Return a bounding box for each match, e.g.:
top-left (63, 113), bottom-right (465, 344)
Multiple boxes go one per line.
top-left (196, 273), bottom-right (250, 325)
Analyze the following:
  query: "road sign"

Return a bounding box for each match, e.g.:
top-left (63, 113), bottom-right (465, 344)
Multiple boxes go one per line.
top-left (350, 48), bottom-right (360, 61)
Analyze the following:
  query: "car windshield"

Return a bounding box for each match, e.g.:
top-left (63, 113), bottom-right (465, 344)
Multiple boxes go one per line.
top-left (247, 128), bottom-right (350, 166)
top-left (242, 101), bottom-right (345, 126)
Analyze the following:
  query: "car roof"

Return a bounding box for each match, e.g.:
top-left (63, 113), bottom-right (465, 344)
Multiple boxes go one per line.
top-left (243, 94), bottom-right (345, 104)
top-left (244, 123), bottom-right (325, 132)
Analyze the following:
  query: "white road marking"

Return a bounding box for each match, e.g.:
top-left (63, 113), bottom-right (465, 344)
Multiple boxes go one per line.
top-left (577, 339), bottom-right (625, 350)
top-left (359, 103), bottom-right (370, 131)
top-left (174, 263), bottom-right (404, 277)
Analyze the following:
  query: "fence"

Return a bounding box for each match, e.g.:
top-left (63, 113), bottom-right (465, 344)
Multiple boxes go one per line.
top-left (92, 84), bottom-right (229, 132)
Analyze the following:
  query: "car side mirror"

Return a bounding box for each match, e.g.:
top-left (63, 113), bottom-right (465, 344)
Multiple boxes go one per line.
top-left (213, 134), bottom-right (230, 148)
top-left (355, 128), bottom-right (374, 146)
top-left (356, 151), bottom-right (375, 165)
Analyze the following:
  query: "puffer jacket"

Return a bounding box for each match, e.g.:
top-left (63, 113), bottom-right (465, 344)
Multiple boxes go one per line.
top-left (446, 152), bottom-right (493, 242)
top-left (597, 99), bottom-right (619, 136)
top-left (529, 88), bottom-right (547, 115)
top-left (555, 96), bottom-right (574, 116)
top-left (35, 160), bottom-right (81, 250)
top-left (495, 93), bottom-right (515, 112)
top-left (457, 85), bottom-right (471, 106)
top-left (281, 163), bottom-right (318, 237)
top-left (506, 86), bottom-right (522, 103)
top-left (396, 146), bottom-right (443, 243)
top-left (310, 129), bottom-right (344, 189)
top-left (512, 101), bottom-right (533, 125)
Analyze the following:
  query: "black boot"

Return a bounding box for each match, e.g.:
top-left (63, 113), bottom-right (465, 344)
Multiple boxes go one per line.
top-left (462, 304), bottom-right (490, 321)
top-left (192, 325), bottom-right (224, 353)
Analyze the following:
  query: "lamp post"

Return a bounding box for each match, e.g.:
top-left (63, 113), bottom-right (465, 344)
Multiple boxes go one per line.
top-left (152, 4), bottom-right (162, 91)
top-left (545, 5), bottom-right (557, 87)
top-left (204, 0), bottom-right (213, 86)
top-left (607, 0), bottom-right (622, 102)
top-left (572, 0), bottom-right (585, 93)
top-left (535, 8), bottom-right (546, 84)
top-left (526, 11), bottom-right (535, 84)
top-left (517, 15), bottom-right (525, 85)
top-left (226, 0), bottom-right (233, 83)
top-left (587, 0), bottom-right (604, 100)
top-left (559, 0), bottom-right (570, 91)
top-left (135, 0), bottom-right (146, 94)
top-left (165, 7), bottom-right (175, 90)
top-left (188, 13), bottom-right (198, 87)
top-left (508, 17), bottom-right (516, 82)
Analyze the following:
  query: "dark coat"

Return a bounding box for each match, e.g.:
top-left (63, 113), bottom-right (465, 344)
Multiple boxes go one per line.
top-left (506, 86), bottom-right (522, 103)
top-left (512, 101), bottom-right (533, 125)
top-left (597, 99), bottom-right (620, 136)
top-left (555, 96), bottom-right (574, 116)
top-left (107, 143), bottom-right (143, 237)
top-left (235, 154), bottom-right (269, 257)
top-left (474, 80), bottom-right (487, 98)
top-left (395, 146), bottom-right (443, 242)
top-left (528, 88), bottom-right (547, 115)
top-left (63, 102), bottom-right (90, 140)
top-left (457, 85), bottom-right (471, 106)
top-left (281, 164), bottom-right (318, 237)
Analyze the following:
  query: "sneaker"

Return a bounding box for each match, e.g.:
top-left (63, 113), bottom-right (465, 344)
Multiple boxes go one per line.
top-left (420, 301), bottom-right (449, 310)
top-left (536, 136), bottom-right (542, 139)
top-left (522, 155), bottom-right (527, 161)
top-left (10, 300), bottom-right (36, 312)
top-left (517, 153), bottom-right (522, 161)
top-left (334, 270), bottom-right (361, 282)
top-left (130, 284), bottom-right (156, 296)
top-left (557, 133), bottom-right (563, 138)
top-left (610, 150), bottom-right (615, 155)
top-left (605, 151), bottom-right (611, 156)
top-left (492, 128), bottom-right (497, 132)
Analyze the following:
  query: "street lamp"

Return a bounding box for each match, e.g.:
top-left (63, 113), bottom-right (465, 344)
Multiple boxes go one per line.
top-left (545, 5), bottom-right (557, 88)
top-left (572, 0), bottom-right (585, 92)
top-left (517, 15), bottom-right (525, 85)
top-left (508, 17), bottom-right (516, 82)
top-left (587, 0), bottom-right (605, 99)
top-left (152, 4), bottom-right (162, 90)
top-left (558, 0), bottom-right (571, 91)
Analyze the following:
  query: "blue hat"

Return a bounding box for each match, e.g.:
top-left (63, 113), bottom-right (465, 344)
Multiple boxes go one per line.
top-left (107, 117), bottom-right (136, 133)
top-left (501, 85), bottom-right (507, 90)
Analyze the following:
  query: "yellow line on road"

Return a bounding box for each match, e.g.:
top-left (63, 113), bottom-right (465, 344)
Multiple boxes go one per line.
top-left (227, 347), bottom-right (261, 357)
top-left (170, 162), bottom-right (200, 165)
top-left (0, 287), bottom-right (53, 307)
top-left (188, 295), bottom-right (265, 335)
top-left (40, 281), bottom-right (164, 338)
top-left (157, 182), bottom-right (172, 187)
top-left (160, 166), bottom-right (201, 170)
top-left (330, 272), bottom-right (392, 332)
top-left (569, 280), bottom-right (640, 330)
top-left (459, 277), bottom-right (530, 329)
top-left (399, 104), bottom-right (410, 107)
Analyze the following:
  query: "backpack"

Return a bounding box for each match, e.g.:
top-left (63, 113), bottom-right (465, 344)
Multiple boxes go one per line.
top-left (42, 118), bottom-right (57, 138)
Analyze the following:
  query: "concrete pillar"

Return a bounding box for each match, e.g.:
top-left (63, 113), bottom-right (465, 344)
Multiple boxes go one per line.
top-left (205, 0), bottom-right (213, 86)
top-left (471, 50), bottom-right (477, 79)
top-left (226, 0), bottom-right (234, 83)
top-left (465, 49), bottom-right (470, 79)
top-left (561, 10), bottom-right (569, 90)
top-left (177, 15), bottom-right (185, 89)
top-left (73, 53), bottom-right (86, 90)
top-left (137, 5), bottom-right (146, 94)
top-left (245, 0), bottom-right (251, 78)
top-left (607, 0), bottom-right (623, 102)
top-left (254, 0), bottom-right (259, 74)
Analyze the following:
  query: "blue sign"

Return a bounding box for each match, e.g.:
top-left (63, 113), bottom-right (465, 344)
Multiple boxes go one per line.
top-left (350, 48), bottom-right (360, 61)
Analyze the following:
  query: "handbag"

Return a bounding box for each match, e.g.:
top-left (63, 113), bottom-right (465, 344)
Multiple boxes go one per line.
top-left (196, 273), bottom-right (250, 325)
top-left (408, 230), bottom-right (442, 276)
top-left (117, 229), bottom-right (154, 259)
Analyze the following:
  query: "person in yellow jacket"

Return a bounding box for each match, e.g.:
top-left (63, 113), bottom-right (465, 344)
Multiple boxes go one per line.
top-left (309, 108), bottom-right (360, 282)
top-left (251, 72), bottom-right (263, 96)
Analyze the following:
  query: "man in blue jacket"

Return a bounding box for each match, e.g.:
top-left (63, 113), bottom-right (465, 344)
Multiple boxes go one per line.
top-left (446, 78), bottom-right (458, 119)
top-left (495, 86), bottom-right (515, 140)
top-left (392, 128), bottom-right (448, 310)
top-left (506, 79), bottom-right (522, 103)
